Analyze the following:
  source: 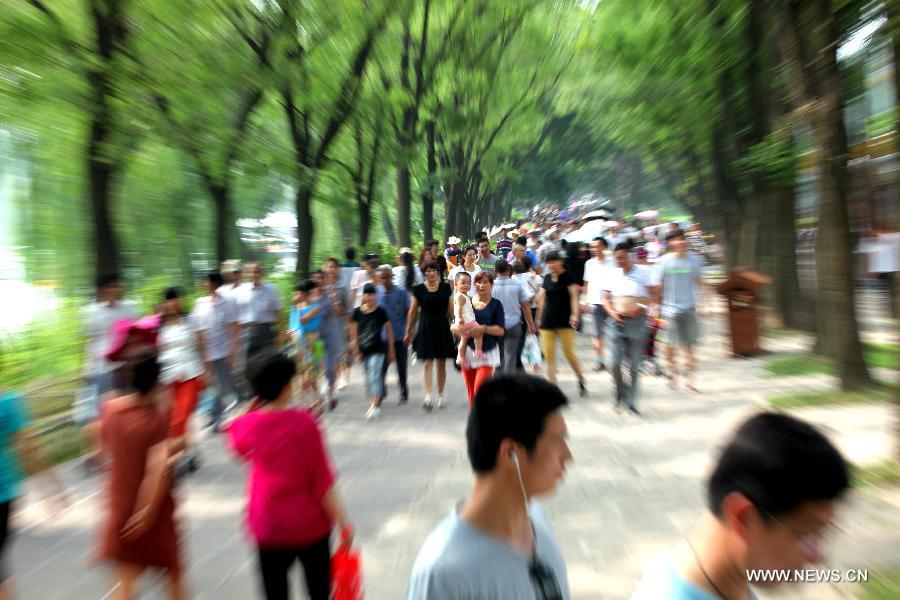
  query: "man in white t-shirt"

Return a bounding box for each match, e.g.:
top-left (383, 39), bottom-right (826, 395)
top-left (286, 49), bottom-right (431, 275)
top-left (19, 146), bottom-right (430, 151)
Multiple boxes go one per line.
top-left (581, 237), bottom-right (612, 372)
top-left (80, 272), bottom-right (136, 470)
top-left (602, 244), bottom-right (653, 415)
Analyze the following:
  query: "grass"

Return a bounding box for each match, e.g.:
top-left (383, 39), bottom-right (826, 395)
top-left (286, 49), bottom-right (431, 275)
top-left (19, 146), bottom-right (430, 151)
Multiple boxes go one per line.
top-left (866, 343), bottom-right (900, 370)
top-left (763, 327), bottom-right (807, 340)
top-left (764, 343), bottom-right (899, 378)
top-left (851, 460), bottom-right (900, 489)
top-left (859, 567), bottom-right (900, 599)
top-left (768, 384), bottom-right (896, 409)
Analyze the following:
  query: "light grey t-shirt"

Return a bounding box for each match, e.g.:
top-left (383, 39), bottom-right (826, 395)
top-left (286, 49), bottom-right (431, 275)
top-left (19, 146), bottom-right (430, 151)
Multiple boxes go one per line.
top-left (651, 253), bottom-right (702, 314)
top-left (407, 502), bottom-right (570, 600)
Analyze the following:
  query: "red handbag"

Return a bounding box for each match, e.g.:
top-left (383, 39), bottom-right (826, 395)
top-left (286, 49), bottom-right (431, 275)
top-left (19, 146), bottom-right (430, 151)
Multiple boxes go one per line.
top-left (331, 527), bottom-right (363, 600)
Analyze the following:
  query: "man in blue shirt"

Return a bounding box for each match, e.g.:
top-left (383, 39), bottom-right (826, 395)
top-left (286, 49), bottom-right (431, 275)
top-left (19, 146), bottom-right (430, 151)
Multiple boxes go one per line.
top-left (491, 260), bottom-right (538, 374)
top-left (376, 266), bottom-right (411, 403)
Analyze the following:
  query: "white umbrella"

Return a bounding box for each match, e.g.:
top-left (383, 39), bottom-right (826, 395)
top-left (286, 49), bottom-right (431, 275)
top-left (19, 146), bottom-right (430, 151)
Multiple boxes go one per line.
top-left (564, 219), bottom-right (609, 243)
top-left (580, 209), bottom-right (612, 222)
top-left (634, 210), bottom-right (659, 220)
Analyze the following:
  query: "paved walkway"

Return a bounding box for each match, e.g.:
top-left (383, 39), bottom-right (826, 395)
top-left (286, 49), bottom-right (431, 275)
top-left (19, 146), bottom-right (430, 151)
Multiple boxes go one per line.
top-left (12, 303), bottom-right (900, 599)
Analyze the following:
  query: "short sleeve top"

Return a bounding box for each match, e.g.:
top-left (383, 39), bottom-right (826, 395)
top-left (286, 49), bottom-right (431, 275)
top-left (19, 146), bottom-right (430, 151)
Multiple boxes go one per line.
top-left (541, 271), bottom-right (575, 329)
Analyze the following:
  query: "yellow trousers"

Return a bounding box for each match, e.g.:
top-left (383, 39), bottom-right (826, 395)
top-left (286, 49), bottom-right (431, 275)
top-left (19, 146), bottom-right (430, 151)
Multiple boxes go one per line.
top-left (540, 328), bottom-right (580, 371)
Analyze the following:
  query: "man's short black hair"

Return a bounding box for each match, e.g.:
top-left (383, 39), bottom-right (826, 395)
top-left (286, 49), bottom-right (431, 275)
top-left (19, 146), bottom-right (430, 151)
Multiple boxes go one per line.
top-left (96, 272), bottom-right (121, 289)
top-left (592, 236), bottom-right (609, 248)
top-left (707, 412), bottom-right (849, 518)
top-left (207, 271), bottom-right (225, 287)
top-left (426, 239), bottom-right (439, 248)
top-left (613, 243), bottom-right (631, 254)
top-left (248, 353), bottom-right (296, 403)
top-left (666, 229), bottom-right (685, 243)
top-left (467, 375), bottom-right (568, 473)
top-left (494, 259), bottom-right (510, 274)
top-left (295, 279), bottom-right (316, 293)
top-left (520, 256), bottom-right (533, 270)
top-left (512, 261), bottom-right (527, 275)
top-left (345, 247), bottom-right (357, 260)
top-left (516, 236), bottom-right (527, 246)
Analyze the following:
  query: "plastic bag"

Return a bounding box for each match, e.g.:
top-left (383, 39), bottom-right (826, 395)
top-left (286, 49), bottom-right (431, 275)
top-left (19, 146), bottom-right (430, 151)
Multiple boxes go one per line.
top-left (521, 333), bottom-right (542, 367)
top-left (331, 527), bottom-right (363, 600)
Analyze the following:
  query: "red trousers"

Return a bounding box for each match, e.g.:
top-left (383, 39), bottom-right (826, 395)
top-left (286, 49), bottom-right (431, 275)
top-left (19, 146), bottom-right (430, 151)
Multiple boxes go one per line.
top-left (463, 366), bottom-right (494, 408)
top-left (170, 377), bottom-right (201, 437)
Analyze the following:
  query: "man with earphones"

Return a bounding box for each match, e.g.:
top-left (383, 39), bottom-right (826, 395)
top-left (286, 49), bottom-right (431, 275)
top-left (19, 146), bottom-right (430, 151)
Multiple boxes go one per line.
top-left (407, 375), bottom-right (572, 599)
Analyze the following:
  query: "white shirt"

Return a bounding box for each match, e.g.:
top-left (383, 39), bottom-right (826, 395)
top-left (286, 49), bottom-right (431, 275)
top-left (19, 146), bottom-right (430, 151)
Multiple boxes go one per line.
top-left (604, 264), bottom-right (653, 299)
top-left (352, 272), bottom-right (375, 308)
top-left (83, 300), bottom-right (137, 377)
top-left (240, 281), bottom-right (282, 324)
top-left (448, 264), bottom-right (482, 298)
top-left (583, 256), bottom-right (613, 305)
top-left (221, 281), bottom-right (248, 322)
top-left (158, 318), bottom-right (205, 384)
top-left (868, 233), bottom-right (900, 273)
top-left (513, 273), bottom-right (542, 308)
top-left (392, 265), bottom-right (424, 289)
top-left (191, 292), bottom-right (239, 361)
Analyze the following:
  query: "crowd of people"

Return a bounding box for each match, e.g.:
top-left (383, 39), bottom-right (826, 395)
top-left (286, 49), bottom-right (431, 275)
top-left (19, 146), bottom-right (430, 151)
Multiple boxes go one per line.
top-left (0, 214), bottom-right (856, 600)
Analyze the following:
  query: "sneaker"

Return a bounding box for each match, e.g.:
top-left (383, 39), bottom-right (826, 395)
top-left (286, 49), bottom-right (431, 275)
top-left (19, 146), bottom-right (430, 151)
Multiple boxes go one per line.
top-left (422, 394), bottom-right (433, 411)
top-left (399, 389), bottom-right (409, 404)
top-left (437, 395), bottom-right (447, 409)
top-left (365, 406), bottom-right (381, 420)
top-left (578, 378), bottom-right (587, 398)
top-left (628, 406), bottom-right (641, 416)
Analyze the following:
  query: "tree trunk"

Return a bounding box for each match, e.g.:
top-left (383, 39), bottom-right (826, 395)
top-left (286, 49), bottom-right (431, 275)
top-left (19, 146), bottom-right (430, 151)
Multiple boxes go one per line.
top-left (422, 121), bottom-right (436, 241)
top-left (294, 184), bottom-right (315, 277)
top-left (88, 130), bottom-right (120, 275)
top-left (208, 183), bottom-right (231, 265)
top-left (805, 1), bottom-right (871, 389)
top-left (771, 183), bottom-right (811, 330)
top-left (86, 6), bottom-right (126, 277)
top-left (396, 163), bottom-right (412, 246)
top-left (358, 201), bottom-right (372, 247)
top-left (381, 201), bottom-right (397, 245)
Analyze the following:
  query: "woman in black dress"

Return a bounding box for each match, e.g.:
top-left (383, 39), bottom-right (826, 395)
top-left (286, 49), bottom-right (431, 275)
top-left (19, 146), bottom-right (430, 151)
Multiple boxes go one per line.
top-left (404, 260), bottom-right (455, 411)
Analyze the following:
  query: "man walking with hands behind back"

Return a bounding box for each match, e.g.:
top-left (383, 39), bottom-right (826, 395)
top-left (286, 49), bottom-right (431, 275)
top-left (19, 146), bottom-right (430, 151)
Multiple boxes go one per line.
top-left (602, 244), bottom-right (653, 415)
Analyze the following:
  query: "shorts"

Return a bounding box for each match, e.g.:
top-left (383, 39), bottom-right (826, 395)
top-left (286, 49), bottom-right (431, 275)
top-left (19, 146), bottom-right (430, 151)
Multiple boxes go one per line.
top-left (591, 305), bottom-right (608, 339)
top-left (296, 335), bottom-right (325, 379)
top-left (659, 308), bottom-right (699, 348)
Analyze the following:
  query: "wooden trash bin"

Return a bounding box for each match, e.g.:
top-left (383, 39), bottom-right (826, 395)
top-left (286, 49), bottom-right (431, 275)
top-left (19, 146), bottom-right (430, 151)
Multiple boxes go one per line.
top-left (715, 270), bottom-right (772, 357)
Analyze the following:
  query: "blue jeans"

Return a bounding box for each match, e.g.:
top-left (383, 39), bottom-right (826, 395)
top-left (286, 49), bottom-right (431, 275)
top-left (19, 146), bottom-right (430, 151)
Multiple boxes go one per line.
top-left (210, 358), bottom-right (237, 427)
top-left (363, 354), bottom-right (385, 399)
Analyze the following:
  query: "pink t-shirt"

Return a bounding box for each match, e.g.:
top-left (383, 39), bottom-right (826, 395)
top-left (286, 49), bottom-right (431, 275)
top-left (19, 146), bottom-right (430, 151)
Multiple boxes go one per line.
top-left (227, 408), bottom-right (336, 547)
